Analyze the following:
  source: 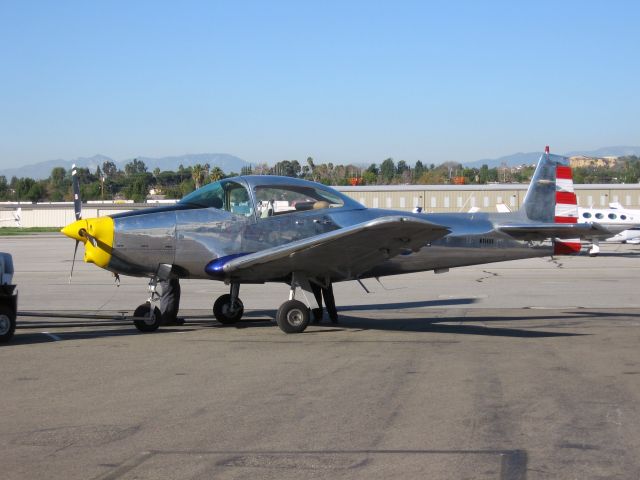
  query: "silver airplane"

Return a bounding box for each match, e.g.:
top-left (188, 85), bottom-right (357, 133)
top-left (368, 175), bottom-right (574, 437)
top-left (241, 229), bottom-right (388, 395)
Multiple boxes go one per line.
top-left (61, 148), bottom-right (614, 334)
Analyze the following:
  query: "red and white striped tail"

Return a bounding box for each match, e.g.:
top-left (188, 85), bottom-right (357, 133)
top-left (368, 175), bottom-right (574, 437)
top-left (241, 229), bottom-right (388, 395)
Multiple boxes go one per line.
top-left (553, 157), bottom-right (581, 254)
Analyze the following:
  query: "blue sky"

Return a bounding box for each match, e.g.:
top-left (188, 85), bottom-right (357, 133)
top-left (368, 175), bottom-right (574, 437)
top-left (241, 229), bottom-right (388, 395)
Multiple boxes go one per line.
top-left (1, 0), bottom-right (638, 169)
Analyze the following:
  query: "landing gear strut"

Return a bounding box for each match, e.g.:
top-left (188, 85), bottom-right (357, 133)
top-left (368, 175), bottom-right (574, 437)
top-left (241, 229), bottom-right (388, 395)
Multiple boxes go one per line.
top-left (213, 283), bottom-right (244, 324)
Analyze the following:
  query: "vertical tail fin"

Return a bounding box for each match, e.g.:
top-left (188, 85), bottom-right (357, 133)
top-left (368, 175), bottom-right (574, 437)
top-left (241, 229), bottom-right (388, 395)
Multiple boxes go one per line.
top-left (519, 146), bottom-right (581, 254)
top-left (520, 147), bottom-right (580, 254)
top-left (521, 146), bottom-right (574, 222)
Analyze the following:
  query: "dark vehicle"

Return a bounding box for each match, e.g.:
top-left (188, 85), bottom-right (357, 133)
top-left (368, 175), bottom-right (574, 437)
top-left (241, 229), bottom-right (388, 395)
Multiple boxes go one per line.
top-left (0, 253), bottom-right (17, 342)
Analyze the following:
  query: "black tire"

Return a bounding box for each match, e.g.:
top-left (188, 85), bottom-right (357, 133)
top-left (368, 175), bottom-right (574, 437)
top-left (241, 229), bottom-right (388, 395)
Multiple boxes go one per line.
top-left (276, 300), bottom-right (310, 334)
top-left (0, 304), bottom-right (16, 342)
top-left (213, 294), bottom-right (244, 324)
top-left (133, 302), bottom-right (162, 332)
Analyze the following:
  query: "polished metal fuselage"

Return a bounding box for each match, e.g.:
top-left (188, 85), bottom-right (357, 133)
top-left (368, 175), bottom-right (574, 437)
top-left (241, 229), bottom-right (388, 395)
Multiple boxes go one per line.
top-left (108, 202), bottom-right (552, 281)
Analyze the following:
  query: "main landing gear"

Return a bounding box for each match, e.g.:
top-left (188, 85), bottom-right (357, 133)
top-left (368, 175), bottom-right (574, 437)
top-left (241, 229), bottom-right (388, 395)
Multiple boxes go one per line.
top-left (213, 283), bottom-right (244, 324)
top-left (276, 299), bottom-right (310, 334)
top-left (274, 272), bottom-right (323, 334)
top-left (212, 274), bottom-right (321, 334)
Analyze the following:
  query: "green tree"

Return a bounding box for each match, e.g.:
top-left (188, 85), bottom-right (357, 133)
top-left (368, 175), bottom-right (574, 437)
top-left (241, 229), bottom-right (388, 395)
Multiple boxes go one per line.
top-left (362, 170), bottom-right (378, 185)
top-left (478, 164), bottom-right (490, 184)
top-left (124, 176), bottom-right (149, 203)
top-left (50, 167), bottom-right (66, 188)
top-left (413, 161), bottom-right (425, 181)
top-left (191, 164), bottom-right (208, 189)
top-left (306, 157), bottom-right (316, 180)
top-left (272, 160), bottom-right (301, 177)
top-left (380, 158), bottom-right (396, 183)
top-left (13, 177), bottom-right (35, 200)
top-left (26, 182), bottom-right (45, 202)
top-left (124, 158), bottom-right (147, 176)
top-left (0, 176), bottom-right (8, 200)
top-left (180, 178), bottom-right (195, 196)
top-left (210, 166), bottom-right (224, 182)
top-left (102, 160), bottom-right (118, 178)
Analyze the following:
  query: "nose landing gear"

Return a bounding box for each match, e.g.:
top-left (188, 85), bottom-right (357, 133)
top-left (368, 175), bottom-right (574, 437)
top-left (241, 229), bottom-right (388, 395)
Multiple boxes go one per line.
top-left (133, 276), bottom-right (163, 332)
top-left (133, 302), bottom-right (162, 332)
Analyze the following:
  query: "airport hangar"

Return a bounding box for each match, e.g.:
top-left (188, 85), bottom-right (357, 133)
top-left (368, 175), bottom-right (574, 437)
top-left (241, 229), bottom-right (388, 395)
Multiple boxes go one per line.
top-left (1, 183), bottom-right (640, 228)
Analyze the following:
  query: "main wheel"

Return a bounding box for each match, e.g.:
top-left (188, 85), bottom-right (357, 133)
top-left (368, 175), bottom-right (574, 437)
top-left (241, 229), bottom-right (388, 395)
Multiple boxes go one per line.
top-left (0, 304), bottom-right (16, 342)
top-left (133, 302), bottom-right (162, 332)
top-left (213, 294), bottom-right (244, 324)
top-left (276, 300), bottom-right (310, 334)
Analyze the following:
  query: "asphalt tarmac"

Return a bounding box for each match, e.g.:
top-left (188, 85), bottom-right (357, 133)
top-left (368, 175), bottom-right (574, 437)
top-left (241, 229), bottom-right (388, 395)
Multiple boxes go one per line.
top-left (1, 235), bottom-right (640, 479)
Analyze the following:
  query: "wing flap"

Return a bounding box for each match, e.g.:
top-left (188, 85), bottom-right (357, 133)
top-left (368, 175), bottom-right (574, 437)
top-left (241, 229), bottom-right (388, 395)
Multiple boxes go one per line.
top-left (220, 216), bottom-right (450, 281)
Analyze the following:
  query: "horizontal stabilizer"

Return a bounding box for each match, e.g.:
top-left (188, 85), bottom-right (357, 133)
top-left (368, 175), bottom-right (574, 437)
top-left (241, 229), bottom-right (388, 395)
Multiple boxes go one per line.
top-left (499, 222), bottom-right (612, 241)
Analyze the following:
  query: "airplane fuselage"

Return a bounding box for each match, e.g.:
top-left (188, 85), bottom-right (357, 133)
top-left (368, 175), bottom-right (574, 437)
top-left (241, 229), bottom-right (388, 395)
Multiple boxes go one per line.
top-left (106, 204), bottom-right (551, 281)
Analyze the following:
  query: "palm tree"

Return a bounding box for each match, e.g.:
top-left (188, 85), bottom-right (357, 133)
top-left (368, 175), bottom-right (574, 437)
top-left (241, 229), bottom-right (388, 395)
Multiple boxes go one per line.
top-left (192, 164), bottom-right (205, 189)
top-left (209, 166), bottom-right (224, 182)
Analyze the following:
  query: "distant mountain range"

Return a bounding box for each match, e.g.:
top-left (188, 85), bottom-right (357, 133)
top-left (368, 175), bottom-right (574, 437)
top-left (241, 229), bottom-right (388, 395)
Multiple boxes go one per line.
top-left (2, 146), bottom-right (640, 179)
top-left (465, 146), bottom-right (640, 168)
top-left (0, 153), bottom-right (251, 180)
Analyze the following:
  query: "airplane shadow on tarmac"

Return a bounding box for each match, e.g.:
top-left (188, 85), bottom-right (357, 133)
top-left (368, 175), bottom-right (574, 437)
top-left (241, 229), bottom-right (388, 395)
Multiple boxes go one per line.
top-left (6, 298), bottom-right (633, 345)
top-left (318, 314), bottom-right (585, 338)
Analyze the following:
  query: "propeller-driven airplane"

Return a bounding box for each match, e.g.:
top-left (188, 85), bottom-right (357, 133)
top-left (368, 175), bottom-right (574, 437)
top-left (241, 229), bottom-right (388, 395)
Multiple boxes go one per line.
top-left (61, 147), bottom-right (619, 334)
top-left (0, 207), bottom-right (21, 227)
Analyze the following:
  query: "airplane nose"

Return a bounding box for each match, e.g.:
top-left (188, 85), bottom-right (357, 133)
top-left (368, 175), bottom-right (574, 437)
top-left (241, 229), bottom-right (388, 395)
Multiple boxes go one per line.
top-left (61, 219), bottom-right (87, 242)
top-left (60, 217), bottom-right (114, 268)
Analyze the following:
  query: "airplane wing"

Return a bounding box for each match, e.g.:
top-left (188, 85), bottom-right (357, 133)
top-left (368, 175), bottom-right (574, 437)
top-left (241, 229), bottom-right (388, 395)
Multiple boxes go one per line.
top-left (499, 222), bottom-right (613, 241)
top-left (218, 216), bottom-right (450, 282)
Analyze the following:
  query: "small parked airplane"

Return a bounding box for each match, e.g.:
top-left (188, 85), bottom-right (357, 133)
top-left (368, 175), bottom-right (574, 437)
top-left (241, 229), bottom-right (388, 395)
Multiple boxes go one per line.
top-left (577, 203), bottom-right (640, 255)
top-left (0, 207), bottom-right (21, 227)
top-left (61, 147), bottom-right (617, 334)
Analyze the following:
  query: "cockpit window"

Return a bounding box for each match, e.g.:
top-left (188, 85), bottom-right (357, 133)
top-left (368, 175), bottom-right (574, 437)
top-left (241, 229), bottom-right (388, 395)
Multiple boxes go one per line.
top-left (254, 185), bottom-right (344, 218)
top-left (226, 182), bottom-right (253, 216)
top-left (179, 180), bottom-right (253, 217)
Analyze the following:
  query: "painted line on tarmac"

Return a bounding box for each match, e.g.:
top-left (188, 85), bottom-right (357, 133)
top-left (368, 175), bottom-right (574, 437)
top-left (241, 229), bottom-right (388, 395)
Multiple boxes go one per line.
top-left (41, 331), bottom-right (62, 341)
